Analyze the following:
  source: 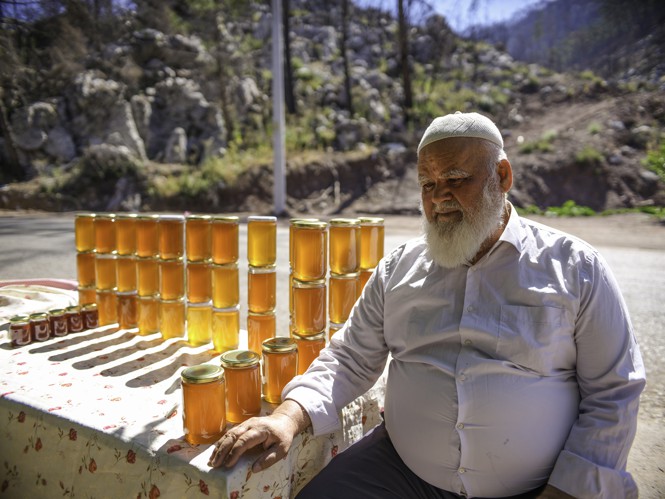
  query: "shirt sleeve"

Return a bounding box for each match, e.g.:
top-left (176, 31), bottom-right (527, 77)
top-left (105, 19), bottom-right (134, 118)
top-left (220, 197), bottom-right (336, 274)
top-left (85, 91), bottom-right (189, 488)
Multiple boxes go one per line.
top-left (548, 250), bottom-right (646, 498)
top-left (282, 248), bottom-right (394, 436)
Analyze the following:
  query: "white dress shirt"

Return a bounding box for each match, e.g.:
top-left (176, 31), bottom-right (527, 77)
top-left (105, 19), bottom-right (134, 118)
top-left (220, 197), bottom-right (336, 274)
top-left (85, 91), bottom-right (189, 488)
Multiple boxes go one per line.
top-left (283, 206), bottom-right (645, 498)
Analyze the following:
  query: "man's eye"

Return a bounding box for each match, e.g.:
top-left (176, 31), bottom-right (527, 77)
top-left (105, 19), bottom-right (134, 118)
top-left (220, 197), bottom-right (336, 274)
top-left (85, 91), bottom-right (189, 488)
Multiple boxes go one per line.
top-left (421, 182), bottom-right (435, 192)
top-left (447, 178), bottom-right (465, 187)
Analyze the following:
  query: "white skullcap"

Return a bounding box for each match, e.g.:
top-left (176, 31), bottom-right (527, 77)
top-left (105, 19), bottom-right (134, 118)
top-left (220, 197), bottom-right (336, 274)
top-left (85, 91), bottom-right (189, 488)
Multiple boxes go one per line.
top-left (417, 111), bottom-right (503, 155)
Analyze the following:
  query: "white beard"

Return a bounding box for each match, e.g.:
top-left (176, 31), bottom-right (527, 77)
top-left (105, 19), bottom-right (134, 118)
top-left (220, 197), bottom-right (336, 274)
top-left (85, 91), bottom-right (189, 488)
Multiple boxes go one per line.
top-left (422, 177), bottom-right (505, 268)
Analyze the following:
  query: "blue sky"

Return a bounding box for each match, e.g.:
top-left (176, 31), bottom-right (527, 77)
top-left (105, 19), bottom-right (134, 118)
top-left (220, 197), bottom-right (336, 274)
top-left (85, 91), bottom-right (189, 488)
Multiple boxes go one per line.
top-left (433, 0), bottom-right (543, 31)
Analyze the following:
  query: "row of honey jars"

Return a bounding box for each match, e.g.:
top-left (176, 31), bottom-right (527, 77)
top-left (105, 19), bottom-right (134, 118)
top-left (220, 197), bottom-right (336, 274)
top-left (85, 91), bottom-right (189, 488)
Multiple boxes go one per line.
top-left (9, 305), bottom-right (98, 347)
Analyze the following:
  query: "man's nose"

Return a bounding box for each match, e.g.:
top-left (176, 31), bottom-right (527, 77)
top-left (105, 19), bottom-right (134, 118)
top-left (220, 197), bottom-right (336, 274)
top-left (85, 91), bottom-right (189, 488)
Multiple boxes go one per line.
top-left (431, 182), bottom-right (452, 204)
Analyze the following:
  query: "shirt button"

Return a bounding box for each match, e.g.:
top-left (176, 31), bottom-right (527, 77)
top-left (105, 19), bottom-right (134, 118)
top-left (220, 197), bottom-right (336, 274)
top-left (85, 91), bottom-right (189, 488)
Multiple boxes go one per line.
top-left (464, 339), bottom-right (472, 345)
top-left (458, 375), bottom-right (466, 381)
top-left (466, 305), bottom-right (474, 312)
top-left (458, 467), bottom-right (467, 474)
top-left (456, 423), bottom-right (464, 430)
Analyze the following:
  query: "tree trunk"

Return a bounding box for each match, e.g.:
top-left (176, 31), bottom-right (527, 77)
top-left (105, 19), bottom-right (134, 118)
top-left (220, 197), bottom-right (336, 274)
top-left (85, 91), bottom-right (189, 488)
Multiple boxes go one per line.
top-left (398, 0), bottom-right (413, 123)
top-left (282, 0), bottom-right (297, 115)
top-left (341, 0), bottom-right (353, 115)
top-left (0, 91), bottom-right (24, 181)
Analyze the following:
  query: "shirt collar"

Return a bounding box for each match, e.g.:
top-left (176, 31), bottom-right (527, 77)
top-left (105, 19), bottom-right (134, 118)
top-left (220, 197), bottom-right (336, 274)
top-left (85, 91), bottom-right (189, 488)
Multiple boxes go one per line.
top-left (497, 202), bottom-right (526, 254)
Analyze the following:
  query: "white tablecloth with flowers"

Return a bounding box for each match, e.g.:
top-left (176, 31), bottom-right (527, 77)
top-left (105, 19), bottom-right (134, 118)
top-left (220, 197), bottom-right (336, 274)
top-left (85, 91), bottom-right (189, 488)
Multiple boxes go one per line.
top-left (0, 287), bottom-right (386, 499)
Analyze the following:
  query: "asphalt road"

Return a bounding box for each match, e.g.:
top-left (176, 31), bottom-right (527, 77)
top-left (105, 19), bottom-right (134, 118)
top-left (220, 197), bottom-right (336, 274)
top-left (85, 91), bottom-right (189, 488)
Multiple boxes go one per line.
top-left (1, 211), bottom-right (664, 496)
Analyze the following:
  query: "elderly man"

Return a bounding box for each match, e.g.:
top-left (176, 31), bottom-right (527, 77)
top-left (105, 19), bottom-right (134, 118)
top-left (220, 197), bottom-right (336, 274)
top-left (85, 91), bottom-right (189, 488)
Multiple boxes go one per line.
top-left (209, 112), bottom-right (645, 498)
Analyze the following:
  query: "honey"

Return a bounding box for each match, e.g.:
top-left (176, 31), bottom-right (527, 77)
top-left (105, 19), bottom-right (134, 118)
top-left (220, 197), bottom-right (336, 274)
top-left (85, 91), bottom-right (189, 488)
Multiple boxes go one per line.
top-left (95, 253), bottom-right (117, 290)
top-left (329, 272), bottom-right (359, 324)
top-left (48, 308), bottom-right (68, 337)
top-left (116, 255), bottom-right (137, 292)
top-left (158, 214), bottom-right (185, 259)
top-left (94, 213), bottom-right (116, 254)
top-left (160, 297), bottom-right (186, 339)
top-left (66, 305), bottom-right (84, 332)
top-left (96, 290), bottom-right (118, 326)
top-left (81, 303), bottom-right (99, 330)
top-left (185, 215), bottom-right (211, 262)
top-left (117, 291), bottom-right (138, 330)
top-left (181, 364), bottom-right (226, 445)
top-left (186, 260), bottom-right (211, 304)
top-left (29, 312), bottom-right (50, 341)
top-left (358, 217), bottom-right (384, 270)
top-left (262, 337), bottom-right (298, 404)
top-left (358, 268), bottom-right (374, 297)
top-left (187, 301), bottom-right (212, 346)
top-left (212, 306), bottom-right (240, 353)
top-left (116, 213), bottom-right (137, 256)
top-left (211, 263), bottom-right (239, 309)
top-left (137, 256), bottom-right (159, 296)
top-left (220, 350), bottom-right (261, 423)
top-left (78, 285), bottom-right (96, 306)
top-left (247, 311), bottom-right (276, 356)
top-left (135, 214), bottom-right (160, 257)
top-left (329, 321), bottom-right (344, 339)
top-left (74, 213), bottom-right (96, 252)
top-left (247, 215), bottom-right (277, 267)
top-left (329, 218), bottom-right (360, 275)
top-left (76, 250), bottom-right (96, 287)
top-left (292, 279), bottom-right (326, 335)
top-left (137, 295), bottom-right (160, 336)
top-left (211, 216), bottom-right (239, 264)
top-left (290, 220), bottom-right (328, 281)
top-left (293, 332), bottom-right (326, 375)
top-left (159, 257), bottom-right (185, 300)
top-left (9, 315), bottom-right (31, 347)
top-left (248, 265), bottom-right (276, 313)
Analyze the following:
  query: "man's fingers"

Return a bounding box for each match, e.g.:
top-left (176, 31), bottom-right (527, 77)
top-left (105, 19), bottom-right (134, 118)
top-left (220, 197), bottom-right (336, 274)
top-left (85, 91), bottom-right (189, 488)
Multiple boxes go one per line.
top-left (207, 431), bottom-right (239, 468)
top-left (223, 427), bottom-right (270, 468)
top-left (252, 443), bottom-right (286, 472)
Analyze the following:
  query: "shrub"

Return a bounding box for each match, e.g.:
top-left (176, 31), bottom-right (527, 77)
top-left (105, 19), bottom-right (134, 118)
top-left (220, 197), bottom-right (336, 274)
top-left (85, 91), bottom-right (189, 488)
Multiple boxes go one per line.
top-left (643, 139), bottom-right (665, 182)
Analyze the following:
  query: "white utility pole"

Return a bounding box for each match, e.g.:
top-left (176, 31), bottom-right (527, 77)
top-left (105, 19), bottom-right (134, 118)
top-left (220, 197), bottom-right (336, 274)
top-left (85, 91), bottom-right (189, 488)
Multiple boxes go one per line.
top-left (271, 0), bottom-right (287, 215)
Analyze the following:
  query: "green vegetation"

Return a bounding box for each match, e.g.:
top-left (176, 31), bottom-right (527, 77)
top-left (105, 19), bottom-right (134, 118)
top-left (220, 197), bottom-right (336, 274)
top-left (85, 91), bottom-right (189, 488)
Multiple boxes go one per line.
top-left (643, 139), bottom-right (665, 182)
top-left (587, 121), bottom-right (602, 135)
top-left (517, 201), bottom-right (665, 220)
top-left (519, 130), bottom-right (557, 154)
top-left (575, 145), bottom-right (604, 167)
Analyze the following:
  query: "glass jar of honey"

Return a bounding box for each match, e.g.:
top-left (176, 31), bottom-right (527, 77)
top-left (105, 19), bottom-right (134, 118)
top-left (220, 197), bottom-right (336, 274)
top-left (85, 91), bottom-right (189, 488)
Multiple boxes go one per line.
top-left (159, 257), bottom-right (185, 300)
top-left (181, 364), bottom-right (226, 445)
top-left (117, 291), bottom-right (138, 330)
top-left (262, 337), bottom-right (298, 404)
top-left (212, 305), bottom-right (240, 353)
top-left (329, 272), bottom-right (359, 324)
top-left (358, 217), bottom-right (384, 270)
top-left (358, 268), bottom-right (374, 297)
top-left (329, 218), bottom-right (360, 275)
top-left (292, 278), bottom-right (326, 335)
top-left (115, 213), bottom-right (137, 256)
top-left (185, 214), bottom-right (211, 262)
top-left (293, 332), bottom-right (326, 375)
top-left (248, 265), bottom-right (276, 313)
top-left (247, 215), bottom-right (277, 267)
top-left (9, 315), bottom-right (31, 347)
top-left (247, 311), bottom-right (276, 356)
top-left (29, 312), bottom-right (50, 342)
top-left (135, 214), bottom-right (160, 258)
top-left (289, 218), bottom-right (320, 267)
top-left (116, 254), bottom-right (137, 292)
top-left (96, 290), bottom-right (117, 327)
top-left (95, 253), bottom-right (117, 290)
top-left (81, 303), bottom-right (99, 330)
top-left (186, 260), bottom-right (211, 304)
top-left (78, 285), bottom-right (96, 306)
top-left (137, 295), bottom-right (160, 336)
top-left (187, 301), bottom-right (212, 346)
top-left (66, 305), bottom-right (84, 333)
top-left (158, 214), bottom-right (185, 260)
top-left (291, 220), bottom-right (328, 281)
top-left (211, 263), bottom-right (239, 309)
top-left (160, 297), bottom-right (186, 339)
top-left (75, 213), bottom-right (96, 252)
top-left (94, 213), bottom-right (116, 254)
top-left (220, 350), bottom-right (261, 423)
top-left (137, 256), bottom-right (159, 296)
top-left (48, 308), bottom-right (68, 337)
top-left (329, 321), bottom-right (344, 339)
top-left (76, 250), bottom-right (96, 288)
top-left (211, 216), bottom-right (239, 264)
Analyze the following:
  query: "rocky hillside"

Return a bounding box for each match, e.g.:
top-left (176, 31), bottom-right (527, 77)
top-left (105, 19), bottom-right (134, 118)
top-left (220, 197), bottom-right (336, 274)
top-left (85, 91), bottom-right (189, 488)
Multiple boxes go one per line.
top-left (0, 0), bottom-right (664, 215)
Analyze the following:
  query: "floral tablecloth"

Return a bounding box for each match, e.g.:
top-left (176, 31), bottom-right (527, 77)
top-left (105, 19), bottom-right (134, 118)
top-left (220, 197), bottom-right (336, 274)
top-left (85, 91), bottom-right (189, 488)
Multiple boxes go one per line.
top-left (0, 295), bottom-right (386, 498)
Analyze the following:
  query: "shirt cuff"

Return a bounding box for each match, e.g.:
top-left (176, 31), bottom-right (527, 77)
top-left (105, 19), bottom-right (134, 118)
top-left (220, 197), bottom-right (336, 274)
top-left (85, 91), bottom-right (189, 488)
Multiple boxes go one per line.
top-left (283, 386), bottom-right (341, 436)
top-left (548, 450), bottom-right (638, 499)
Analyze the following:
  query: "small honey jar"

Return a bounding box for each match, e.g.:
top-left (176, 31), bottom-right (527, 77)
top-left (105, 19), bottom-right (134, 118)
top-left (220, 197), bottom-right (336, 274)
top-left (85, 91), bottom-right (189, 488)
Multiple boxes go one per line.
top-left (358, 217), bottom-right (384, 270)
top-left (185, 214), bottom-right (211, 262)
top-left (329, 272), bottom-right (359, 324)
top-left (292, 279), bottom-right (326, 335)
top-left (212, 305), bottom-right (240, 353)
top-left (48, 308), bottom-right (68, 337)
top-left (329, 218), bottom-right (360, 275)
top-left (81, 303), bottom-right (99, 330)
top-left (159, 257), bottom-right (185, 300)
top-left (262, 337), bottom-right (298, 404)
top-left (74, 213), bottom-right (96, 252)
top-left (211, 263), bottom-right (239, 309)
top-left (187, 301), bottom-right (212, 346)
top-left (247, 311), bottom-right (276, 356)
top-left (66, 305), bottom-right (84, 332)
top-left (293, 332), bottom-right (326, 375)
top-left (116, 254), bottom-right (137, 293)
top-left (76, 250), bottom-right (96, 287)
top-left (135, 214), bottom-right (160, 258)
top-left (290, 220), bottom-right (328, 281)
top-left (220, 350), bottom-right (261, 423)
top-left (137, 256), bottom-right (159, 296)
top-left (95, 253), bottom-right (117, 290)
top-left (96, 290), bottom-right (117, 326)
top-left (115, 213), bottom-right (137, 256)
top-left (211, 215), bottom-right (239, 264)
top-left (248, 264), bottom-right (276, 313)
top-left (160, 297), bottom-right (186, 339)
top-left (94, 213), bottom-right (116, 254)
top-left (29, 312), bottom-right (50, 341)
top-left (78, 284), bottom-right (96, 306)
top-left (158, 214), bottom-right (185, 260)
top-left (187, 260), bottom-right (212, 304)
top-left (181, 364), bottom-right (226, 445)
top-left (117, 291), bottom-right (138, 330)
top-left (9, 315), bottom-right (31, 347)
top-left (247, 215), bottom-right (277, 267)
top-left (358, 268), bottom-right (374, 296)
top-left (137, 295), bottom-right (160, 336)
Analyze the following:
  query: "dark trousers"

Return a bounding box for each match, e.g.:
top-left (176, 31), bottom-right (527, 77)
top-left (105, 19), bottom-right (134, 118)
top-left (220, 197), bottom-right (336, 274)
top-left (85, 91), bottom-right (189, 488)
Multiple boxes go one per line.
top-left (296, 422), bottom-right (546, 499)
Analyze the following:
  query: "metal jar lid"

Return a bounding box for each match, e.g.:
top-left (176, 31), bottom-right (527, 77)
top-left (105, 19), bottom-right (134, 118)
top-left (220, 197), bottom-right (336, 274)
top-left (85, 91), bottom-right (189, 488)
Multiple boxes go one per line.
top-left (10, 315), bottom-right (29, 325)
top-left (181, 364), bottom-right (224, 384)
top-left (247, 215), bottom-right (277, 223)
top-left (82, 303), bottom-right (98, 312)
top-left (330, 272), bottom-right (360, 279)
top-left (329, 218), bottom-right (360, 227)
top-left (248, 264), bottom-right (276, 274)
top-left (358, 217), bottom-right (384, 226)
top-left (262, 336), bottom-right (297, 353)
top-left (212, 215), bottom-right (239, 223)
top-left (292, 278), bottom-right (326, 288)
top-left (29, 312), bottom-right (48, 320)
top-left (49, 308), bottom-right (66, 317)
top-left (220, 350), bottom-right (260, 369)
top-left (291, 220), bottom-right (327, 230)
top-left (292, 331), bottom-right (326, 342)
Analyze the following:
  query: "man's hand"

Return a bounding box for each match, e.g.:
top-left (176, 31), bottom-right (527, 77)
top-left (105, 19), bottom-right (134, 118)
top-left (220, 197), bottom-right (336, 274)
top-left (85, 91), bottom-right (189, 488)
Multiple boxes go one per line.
top-left (537, 484), bottom-right (576, 499)
top-left (208, 399), bottom-right (311, 472)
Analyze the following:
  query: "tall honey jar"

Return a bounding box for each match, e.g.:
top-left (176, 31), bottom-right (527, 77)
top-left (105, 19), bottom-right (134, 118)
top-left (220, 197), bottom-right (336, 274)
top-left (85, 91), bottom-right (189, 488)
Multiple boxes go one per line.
top-left (29, 312), bottom-right (50, 342)
top-left (181, 364), bottom-right (226, 445)
top-left (9, 315), bottom-right (31, 347)
top-left (248, 264), bottom-right (276, 313)
top-left (358, 268), bottom-right (374, 297)
top-left (291, 220), bottom-right (328, 281)
top-left (220, 350), bottom-right (261, 423)
top-left (329, 321), bottom-right (344, 339)
top-left (329, 218), bottom-right (360, 275)
top-left (78, 285), bottom-right (96, 306)
top-left (289, 218), bottom-right (320, 267)
top-left (292, 278), bottom-right (326, 335)
top-left (186, 214), bottom-right (211, 262)
top-left (262, 337), bottom-right (298, 404)
top-left (48, 308), bottom-right (68, 337)
top-left (96, 289), bottom-right (118, 326)
top-left (358, 217), bottom-right (384, 270)
top-left (135, 214), bottom-right (160, 257)
top-left (116, 213), bottom-right (137, 256)
top-left (247, 311), bottom-right (276, 356)
top-left (187, 301), bottom-right (212, 346)
top-left (66, 305), bottom-right (84, 333)
top-left (159, 257), bottom-right (185, 300)
top-left (81, 303), bottom-right (99, 330)
top-left (212, 305), bottom-right (240, 353)
top-left (187, 260), bottom-right (211, 304)
top-left (94, 213), bottom-right (116, 254)
top-left (211, 263), bottom-right (239, 309)
top-left (211, 216), bottom-right (239, 264)
top-left (137, 256), bottom-right (159, 296)
top-left (247, 215), bottom-right (277, 267)
top-left (116, 255), bottom-right (137, 292)
top-left (95, 253), bottom-right (117, 290)
top-left (293, 332), bottom-right (326, 375)
top-left (329, 272), bottom-right (359, 324)
top-left (117, 291), bottom-right (138, 330)
top-left (137, 294), bottom-right (160, 336)
top-left (160, 297), bottom-right (186, 339)
top-left (76, 250), bottom-right (96, 287)
top-left (75, 213), bottom-right (96, 252)
top-left (158, 214), bottom-right (185, 260)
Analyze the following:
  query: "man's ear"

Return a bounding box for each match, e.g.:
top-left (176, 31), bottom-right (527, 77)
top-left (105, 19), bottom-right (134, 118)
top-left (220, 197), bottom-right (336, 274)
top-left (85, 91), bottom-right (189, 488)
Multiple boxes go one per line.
top-left (497, 159), bottom-right (513, 193)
